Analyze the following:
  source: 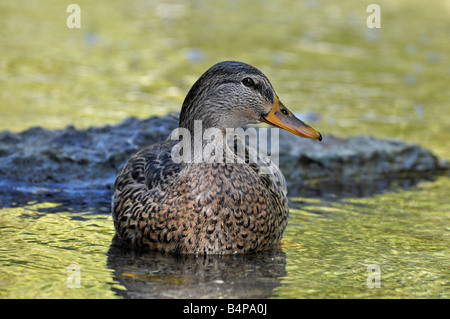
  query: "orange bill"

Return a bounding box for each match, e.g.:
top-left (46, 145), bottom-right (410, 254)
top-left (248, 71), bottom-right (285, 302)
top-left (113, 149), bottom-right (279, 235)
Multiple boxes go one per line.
top-left (260, 95), bottom-right (322, 141)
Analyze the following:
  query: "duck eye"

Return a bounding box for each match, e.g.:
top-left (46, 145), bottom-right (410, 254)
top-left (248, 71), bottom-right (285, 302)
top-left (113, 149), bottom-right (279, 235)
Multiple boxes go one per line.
top-left (281, 108), bottom-right (289, 115)
top-left (242, 77), bottom-right (255, 87)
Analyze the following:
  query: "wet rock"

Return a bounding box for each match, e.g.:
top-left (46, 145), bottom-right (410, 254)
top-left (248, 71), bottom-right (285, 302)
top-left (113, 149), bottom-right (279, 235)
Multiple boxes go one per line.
top-left (276, 131), bottom-right (448, 196)
top-left (0, 114), bottom-right (447, 197)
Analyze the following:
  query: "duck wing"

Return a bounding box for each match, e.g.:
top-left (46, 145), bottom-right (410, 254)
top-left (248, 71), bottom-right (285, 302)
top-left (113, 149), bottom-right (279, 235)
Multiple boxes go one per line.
top-left (114, 138), bottom-right (181, 193)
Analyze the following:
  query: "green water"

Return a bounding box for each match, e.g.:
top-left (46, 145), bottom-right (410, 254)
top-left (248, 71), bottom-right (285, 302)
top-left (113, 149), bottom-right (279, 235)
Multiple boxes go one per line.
top-left (0, 0), bottom-right (449, 298)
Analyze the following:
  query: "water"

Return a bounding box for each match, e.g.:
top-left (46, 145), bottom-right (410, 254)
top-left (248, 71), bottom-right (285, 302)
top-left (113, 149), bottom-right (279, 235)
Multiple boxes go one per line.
top-left (1, 179), bottom-right (448, 298)
top-left (0, 0), bottom-right (449, 298)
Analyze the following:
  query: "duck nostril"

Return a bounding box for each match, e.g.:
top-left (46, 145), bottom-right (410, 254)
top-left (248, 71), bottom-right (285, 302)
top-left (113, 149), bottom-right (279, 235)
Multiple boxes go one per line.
top-left (280, 108), bottom-right (289, 116)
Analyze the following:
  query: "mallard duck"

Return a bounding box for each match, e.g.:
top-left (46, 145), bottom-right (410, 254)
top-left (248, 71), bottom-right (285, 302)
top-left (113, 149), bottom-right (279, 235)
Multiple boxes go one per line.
top-left (112, 61), bottom-right (322, 254)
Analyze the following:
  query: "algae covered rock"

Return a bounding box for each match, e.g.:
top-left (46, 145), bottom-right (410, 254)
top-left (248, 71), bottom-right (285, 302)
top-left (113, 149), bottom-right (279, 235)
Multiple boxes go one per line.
top-left (0, 114), bottom-right (447, 198)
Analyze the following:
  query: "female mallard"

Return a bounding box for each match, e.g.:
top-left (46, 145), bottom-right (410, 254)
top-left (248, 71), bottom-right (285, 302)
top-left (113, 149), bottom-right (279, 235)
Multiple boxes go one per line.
top-left (112, 61), bottom-right (322, 254)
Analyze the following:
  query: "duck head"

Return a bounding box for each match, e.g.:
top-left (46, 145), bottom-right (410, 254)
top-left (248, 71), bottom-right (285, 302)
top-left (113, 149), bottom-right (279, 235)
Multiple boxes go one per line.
top-left (179, 61), bottom-right (322, 141)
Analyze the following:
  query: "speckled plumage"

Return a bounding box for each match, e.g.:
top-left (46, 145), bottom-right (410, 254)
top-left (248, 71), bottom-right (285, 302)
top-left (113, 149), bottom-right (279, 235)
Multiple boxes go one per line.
top-left (112, 61), bottom-right (321, 254)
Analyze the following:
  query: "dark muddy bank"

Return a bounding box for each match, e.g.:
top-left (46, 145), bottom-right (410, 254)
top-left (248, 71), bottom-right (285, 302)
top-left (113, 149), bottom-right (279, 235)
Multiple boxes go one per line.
top-left (0, 114), bottom-right (447, 205)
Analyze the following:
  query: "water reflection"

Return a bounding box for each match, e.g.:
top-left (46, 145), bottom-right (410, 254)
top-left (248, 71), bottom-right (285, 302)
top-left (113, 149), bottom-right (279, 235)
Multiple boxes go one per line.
top-left (107, 236), bottom-right (287, 299)
top-left (1, 168), bottom-right (444, 214)
top-left (292, 171), bottom-right (445, 199)
top-left (0, 187), bottom-right (112, 214)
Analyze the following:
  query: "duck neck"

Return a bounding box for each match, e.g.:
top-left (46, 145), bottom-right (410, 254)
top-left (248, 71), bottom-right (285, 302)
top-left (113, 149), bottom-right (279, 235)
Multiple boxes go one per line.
top-left (171, 120), bottom-right (237, 167)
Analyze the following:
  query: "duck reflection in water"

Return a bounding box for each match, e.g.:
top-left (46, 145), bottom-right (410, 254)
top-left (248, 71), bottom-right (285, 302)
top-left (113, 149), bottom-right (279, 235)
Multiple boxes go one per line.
top-left (107, 236), bottom-right (287, 299)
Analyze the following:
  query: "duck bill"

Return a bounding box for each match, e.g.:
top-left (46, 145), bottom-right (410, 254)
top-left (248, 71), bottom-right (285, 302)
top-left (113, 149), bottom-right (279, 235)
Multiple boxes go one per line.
top-left (260, 95), bottom-right (322, 141)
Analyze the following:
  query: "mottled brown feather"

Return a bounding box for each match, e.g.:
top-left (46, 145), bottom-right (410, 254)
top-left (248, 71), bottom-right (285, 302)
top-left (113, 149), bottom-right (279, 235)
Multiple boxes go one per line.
top-left (112, 61), bottom-right (294, 254)
top-left (112, 137), bottom-right (289, 254)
